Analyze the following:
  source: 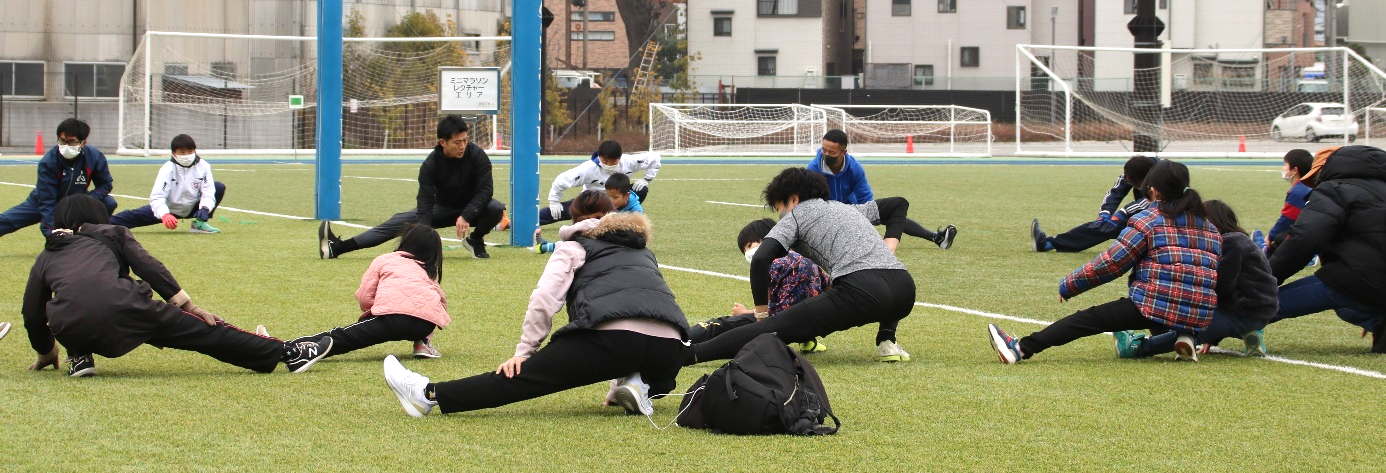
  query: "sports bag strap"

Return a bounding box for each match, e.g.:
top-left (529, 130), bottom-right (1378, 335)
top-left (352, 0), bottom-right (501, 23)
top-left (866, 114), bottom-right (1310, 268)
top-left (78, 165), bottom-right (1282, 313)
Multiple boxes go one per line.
top-left (810, 410), bottom-right (840, 435)
top-left (76, 230), bottom-right (129, 278)
top-left (723, 361), bottom-right (739, 401)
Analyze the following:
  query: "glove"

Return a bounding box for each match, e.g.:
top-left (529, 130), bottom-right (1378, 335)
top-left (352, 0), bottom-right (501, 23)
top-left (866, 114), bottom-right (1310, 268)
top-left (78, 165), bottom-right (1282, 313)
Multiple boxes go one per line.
top-left (161, 213), bottom-right (179, 230)
top-left (549, 202), bottom-right (564, 220)
top-left (1097, 211), bottom-right (1112, 223)
top-left (1096, 219), bottom-right (1120, 233)
top-left (193, 207), bottom-right (211, 222)
top-left (632, 178), bottom-right (649, 192)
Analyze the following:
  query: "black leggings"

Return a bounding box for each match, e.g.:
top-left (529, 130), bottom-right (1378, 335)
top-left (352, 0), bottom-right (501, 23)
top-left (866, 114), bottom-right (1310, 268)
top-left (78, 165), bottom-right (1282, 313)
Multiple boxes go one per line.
top-left (297, 314), bottom-right (436, 358)
top-left (1018, 297), bottom-right (1173, 359)
top-left (432, 329), bottom-right (684, 414)
top-left (141, 312), bottom-right (286, 373)
top-left (686, 269), bottom-right (916, 365)
top-left (873, 197), bottom-right (936, 241)
top-left (1047, 220), bottom-right (1122, 253)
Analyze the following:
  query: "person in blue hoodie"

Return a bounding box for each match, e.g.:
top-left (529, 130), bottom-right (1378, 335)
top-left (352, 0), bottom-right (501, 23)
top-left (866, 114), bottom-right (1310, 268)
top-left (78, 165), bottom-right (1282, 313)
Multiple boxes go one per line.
top-left (807, 130), bottom-right (957, 249)
top-left (0, 118), bottom-right (116, 238)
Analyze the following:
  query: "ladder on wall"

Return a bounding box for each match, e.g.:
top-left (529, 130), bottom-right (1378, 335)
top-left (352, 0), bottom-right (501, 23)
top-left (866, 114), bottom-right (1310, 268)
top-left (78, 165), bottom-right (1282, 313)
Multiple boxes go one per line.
top-left (632, 40), bottom-right (661, 91)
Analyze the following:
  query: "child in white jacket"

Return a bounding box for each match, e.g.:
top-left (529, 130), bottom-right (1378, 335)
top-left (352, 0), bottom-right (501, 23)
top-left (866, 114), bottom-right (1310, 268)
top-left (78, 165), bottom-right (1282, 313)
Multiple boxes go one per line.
top-left (111, 134), bottom-right (225, 233)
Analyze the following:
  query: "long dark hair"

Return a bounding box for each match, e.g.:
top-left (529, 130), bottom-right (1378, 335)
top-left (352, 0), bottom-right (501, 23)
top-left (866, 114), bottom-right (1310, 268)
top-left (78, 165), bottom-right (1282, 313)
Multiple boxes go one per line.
top-left (1202, 200), bottom-right (1246, 235)
top-left (763, 167), bottom-right (830, 209)
top-left (396, 223), bottom-right (443, 282)
top-left (1143, 160), bottom-right (1206, 220)
top-left (53, 194), bottom-right (110, 230)
top-left (569, 189), bottom-right (616, 222)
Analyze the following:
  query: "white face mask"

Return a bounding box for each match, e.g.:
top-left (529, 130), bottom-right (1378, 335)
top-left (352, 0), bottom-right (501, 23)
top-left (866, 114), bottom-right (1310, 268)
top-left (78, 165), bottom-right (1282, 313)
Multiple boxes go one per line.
top-left (1282, 170), bottom-right (1296, 183)
top-left (600, 163), bottom-right (619, 174)
top-left (173, 153), bottom-right (197, 167)
top-left (59, 145), bottom-right (82, 160)
top-left (744, 245), bottom-right (759, 264)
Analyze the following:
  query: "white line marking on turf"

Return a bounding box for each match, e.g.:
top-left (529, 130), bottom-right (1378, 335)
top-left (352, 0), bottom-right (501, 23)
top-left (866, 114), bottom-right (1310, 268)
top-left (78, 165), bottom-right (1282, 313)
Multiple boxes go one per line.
top-left (1207, 347), bottom-right (1386, 379)
top-left (345, 175), bottom-right (415, 182)
top-left (705, 201), bottom-right (763, 208)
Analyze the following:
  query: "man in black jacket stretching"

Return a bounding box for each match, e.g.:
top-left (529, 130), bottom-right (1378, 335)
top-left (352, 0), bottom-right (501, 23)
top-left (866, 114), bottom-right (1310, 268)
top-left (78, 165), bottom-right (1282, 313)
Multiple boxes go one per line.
top-left (319, 115), bottom-right (505, 259)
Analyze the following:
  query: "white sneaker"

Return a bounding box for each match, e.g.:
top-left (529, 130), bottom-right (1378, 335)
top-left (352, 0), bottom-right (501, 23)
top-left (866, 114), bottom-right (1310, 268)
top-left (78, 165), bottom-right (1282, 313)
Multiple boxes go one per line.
top-left (383, 355), bottom-right (436, 417)
top-left (1173, 334), bottom-right (1199, 362)
top-left (876, 340), bottom-right (912, 362)
top-left (0, 321), bottom-right (11, 341)
top-left (611, 372), bottom-right (654, 416)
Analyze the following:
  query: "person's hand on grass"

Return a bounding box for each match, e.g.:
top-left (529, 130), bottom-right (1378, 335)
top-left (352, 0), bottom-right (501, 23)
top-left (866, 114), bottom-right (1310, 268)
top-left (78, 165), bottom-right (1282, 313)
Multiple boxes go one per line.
top-left (28, 344), bottom-right (59, 371)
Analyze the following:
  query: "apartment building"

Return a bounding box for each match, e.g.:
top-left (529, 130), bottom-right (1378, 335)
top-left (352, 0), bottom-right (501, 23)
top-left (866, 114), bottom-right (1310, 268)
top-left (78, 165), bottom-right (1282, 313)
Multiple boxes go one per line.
top-left (543, 0), bottom-right (632, 73)
top-left (685, 0), bottom-right (856, 88)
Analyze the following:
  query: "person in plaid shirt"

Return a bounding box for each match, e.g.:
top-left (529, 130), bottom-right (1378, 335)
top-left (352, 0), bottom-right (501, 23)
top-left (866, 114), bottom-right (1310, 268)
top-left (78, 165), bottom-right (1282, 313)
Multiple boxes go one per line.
top-left (989, 160), bottom-right (1222, 363)
top-left (688, 219), bottom-right (831, 354)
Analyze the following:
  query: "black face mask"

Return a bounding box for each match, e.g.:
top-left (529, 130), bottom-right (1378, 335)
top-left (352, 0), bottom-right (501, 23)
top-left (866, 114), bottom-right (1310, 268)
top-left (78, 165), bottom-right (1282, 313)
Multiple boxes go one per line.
top-left (823, 154), bottom-right (841, 167)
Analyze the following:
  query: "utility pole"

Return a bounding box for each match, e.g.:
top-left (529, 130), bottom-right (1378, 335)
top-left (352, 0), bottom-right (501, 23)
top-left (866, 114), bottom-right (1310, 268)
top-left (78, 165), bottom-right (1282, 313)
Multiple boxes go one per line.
top-left (1128, 0), bottom-right (1164, 153)
top-left (1325, 0), bottom-right (1338, 87)
top-left (582, 1), bottom-right (589, 69)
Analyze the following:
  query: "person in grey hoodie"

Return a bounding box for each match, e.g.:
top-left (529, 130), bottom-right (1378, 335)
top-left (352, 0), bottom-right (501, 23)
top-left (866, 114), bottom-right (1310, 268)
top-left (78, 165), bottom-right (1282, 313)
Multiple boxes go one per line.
top-left (1114, 200), bottom-right (1279, 358)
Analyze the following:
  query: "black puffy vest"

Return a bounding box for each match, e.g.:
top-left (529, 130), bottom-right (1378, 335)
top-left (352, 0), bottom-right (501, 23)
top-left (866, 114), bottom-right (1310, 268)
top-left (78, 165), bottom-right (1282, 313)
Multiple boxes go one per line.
top-left (553, 232), bottom-right (689, 339)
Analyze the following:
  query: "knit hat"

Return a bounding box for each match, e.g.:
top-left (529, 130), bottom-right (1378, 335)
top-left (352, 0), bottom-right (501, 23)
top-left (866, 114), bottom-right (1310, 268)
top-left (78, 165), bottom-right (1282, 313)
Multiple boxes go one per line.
top-left (1301, 146), bottom-right (1341, 187)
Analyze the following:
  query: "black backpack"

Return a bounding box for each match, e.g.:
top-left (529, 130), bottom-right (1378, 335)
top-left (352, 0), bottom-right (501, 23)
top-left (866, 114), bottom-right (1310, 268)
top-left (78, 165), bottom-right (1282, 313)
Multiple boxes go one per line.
top-left (676, 333), bottom-right (839, 435)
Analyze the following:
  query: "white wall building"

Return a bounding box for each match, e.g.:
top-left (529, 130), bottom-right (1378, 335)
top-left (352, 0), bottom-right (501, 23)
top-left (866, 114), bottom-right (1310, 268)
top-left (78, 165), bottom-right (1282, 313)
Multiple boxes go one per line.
top-left (686, 0), bottom-right (854, 89)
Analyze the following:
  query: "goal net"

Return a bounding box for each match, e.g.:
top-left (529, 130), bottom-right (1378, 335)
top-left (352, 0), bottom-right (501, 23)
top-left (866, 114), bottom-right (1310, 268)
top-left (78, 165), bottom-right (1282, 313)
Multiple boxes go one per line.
top-left (1366, 107), bottom-right (1386, 146)
top-left (1017, 45), bottom-right (1386, 157)
top-left (119, 31), bottom-right (511, 156)
top-left (816, 105), bottom-right (992, 157)
top-left (648, 104), bottom-right (826, 156)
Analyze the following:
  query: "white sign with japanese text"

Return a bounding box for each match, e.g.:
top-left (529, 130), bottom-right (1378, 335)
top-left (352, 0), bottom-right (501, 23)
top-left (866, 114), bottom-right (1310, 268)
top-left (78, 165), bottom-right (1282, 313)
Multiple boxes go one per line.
top-left (438, 67), bottom-right (501, 115)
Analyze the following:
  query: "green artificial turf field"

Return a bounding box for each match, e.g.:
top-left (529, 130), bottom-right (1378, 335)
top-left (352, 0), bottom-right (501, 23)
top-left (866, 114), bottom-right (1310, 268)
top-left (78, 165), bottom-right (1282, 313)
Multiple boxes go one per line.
top-left (0, 158), bottom-right (1381, 470)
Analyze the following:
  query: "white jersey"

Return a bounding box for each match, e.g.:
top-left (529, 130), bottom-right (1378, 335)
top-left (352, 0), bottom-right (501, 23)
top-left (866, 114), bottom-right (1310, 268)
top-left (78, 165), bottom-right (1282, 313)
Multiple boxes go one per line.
top-left (149, 158), bottom-right (217, 217)
top-left (546, 151), bottom-right (661, 203)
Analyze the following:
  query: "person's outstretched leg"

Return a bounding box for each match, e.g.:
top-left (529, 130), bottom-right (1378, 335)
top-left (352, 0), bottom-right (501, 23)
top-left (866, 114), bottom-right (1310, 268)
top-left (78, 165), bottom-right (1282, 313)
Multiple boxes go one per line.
top-left (1047, 221), bottom-right (1121, 253)
top-left (332, 210), bottom-right (418, 256)
top-left (1140, 310), bottom-right (1254, 357)
top-left (1017, 298), bottom-right (1163, 359)
top-left (902, 219), bottom-right (936, 240)
top-left (431, 330), bottom-right (670, 413)
top-left (302, 315), bottom-right (436, 358)
top-left (144, 309), bottom-right (289, 373)
top-left (0, 200), bottom-right (43, 237)
top-left (109, 205), bottom-right (162, 229)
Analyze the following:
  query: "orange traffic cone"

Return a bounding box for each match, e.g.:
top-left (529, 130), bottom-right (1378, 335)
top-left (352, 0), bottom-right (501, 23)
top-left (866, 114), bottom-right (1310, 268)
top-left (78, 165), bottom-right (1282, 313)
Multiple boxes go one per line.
top-left (906, 135), bottom-right (915, 154)
top-left (1237, 135), bottom-right (1246, 153)
top-left (34, 131), bottom-right (44, 155)
top-left (495, 132), bottom-right (505, 150)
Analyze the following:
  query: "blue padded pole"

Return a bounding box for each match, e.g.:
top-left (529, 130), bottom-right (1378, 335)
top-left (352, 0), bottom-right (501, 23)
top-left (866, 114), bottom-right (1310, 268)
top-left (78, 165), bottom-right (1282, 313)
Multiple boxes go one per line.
top-left (315, 0), bottom-right (343, 220)
top-left (510, 0), bottom-right (542, 246)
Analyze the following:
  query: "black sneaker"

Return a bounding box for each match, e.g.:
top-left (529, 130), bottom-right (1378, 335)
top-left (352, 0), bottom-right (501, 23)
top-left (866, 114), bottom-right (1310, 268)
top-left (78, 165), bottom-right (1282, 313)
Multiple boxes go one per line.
top-left (1030, 219), bottom-right (1049, 252)
top-left (466, 236), bottom-right (490, 259)
top-left (933, 225), bottom-right (958, 250)
top-left (318, 221), bottom-right (340, 259)
top-left (68, 355), bottom-right (96, 378)
top-left (285, 337), bottom-right (334, 373)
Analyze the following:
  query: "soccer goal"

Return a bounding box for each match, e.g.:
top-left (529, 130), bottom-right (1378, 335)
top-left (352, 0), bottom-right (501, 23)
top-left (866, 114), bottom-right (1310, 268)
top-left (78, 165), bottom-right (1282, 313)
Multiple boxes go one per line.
top-left (118, 31), bottom-right (512, 156)
top-left (816, 105), bottom-right (992, 157)
top-left (1016, 45), bottom-right (1386, 158)
top-left (648, 104), bottom-right (827, 156)
top-left (1365, 107), bottom-right (1386, 146)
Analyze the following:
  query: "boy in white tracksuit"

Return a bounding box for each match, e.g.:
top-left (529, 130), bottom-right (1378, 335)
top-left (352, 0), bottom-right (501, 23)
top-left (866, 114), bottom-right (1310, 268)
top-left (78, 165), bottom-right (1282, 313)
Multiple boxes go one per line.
top-left (111, 134), bottom-right (226, 233)
top-left (538, 140), bottom-right (659, 225)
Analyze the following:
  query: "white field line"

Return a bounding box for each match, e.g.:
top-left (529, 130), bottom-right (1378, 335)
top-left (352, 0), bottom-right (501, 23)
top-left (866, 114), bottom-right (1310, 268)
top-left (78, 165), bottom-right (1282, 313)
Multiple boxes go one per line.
top-left (345, 175), bottom-right (415, 182)
top-left (705, 201), bottom-right (763, 208)
top-left (5, 179), bottom-right (1380, 379)
top-left (1198, 167), bottom-right (1280, 173)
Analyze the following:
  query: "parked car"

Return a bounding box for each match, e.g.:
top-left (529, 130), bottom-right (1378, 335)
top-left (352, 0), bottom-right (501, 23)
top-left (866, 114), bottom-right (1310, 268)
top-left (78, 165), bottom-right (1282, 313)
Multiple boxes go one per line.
top-left (1271, 102), bottom-right (1358, 143)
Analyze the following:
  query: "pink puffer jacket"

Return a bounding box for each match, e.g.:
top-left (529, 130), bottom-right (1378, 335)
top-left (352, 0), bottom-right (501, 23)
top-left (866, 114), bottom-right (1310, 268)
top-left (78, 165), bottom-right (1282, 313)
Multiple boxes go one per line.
top-left (355, 251), bottom-right (450, 328)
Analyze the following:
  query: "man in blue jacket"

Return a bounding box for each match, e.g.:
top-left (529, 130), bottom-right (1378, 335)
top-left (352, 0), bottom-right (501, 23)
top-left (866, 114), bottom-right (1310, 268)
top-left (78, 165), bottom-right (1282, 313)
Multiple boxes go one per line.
top-left (807, 129), bottom-right (957, 249)
top-left (0, 118), bottom-right (116, 238)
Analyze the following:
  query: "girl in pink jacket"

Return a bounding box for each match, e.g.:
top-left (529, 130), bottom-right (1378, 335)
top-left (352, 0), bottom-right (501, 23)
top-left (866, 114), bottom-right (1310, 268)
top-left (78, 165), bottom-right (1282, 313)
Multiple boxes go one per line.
top-left (290, 224), bottom-right (451, 359)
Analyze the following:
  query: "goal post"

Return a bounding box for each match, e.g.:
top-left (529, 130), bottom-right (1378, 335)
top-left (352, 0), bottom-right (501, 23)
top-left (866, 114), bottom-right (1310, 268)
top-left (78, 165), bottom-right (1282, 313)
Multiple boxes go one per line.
top-left (815, 104), bottom-right (992, 157)
top-left (648, 103), bottom-right (827, 156)
top-left (1016, 45), bottom-right (1386, 158)
top-left (118, 31), bottom-right (513, 156)
top-left (1366, 107), bottom-right (1386, 146)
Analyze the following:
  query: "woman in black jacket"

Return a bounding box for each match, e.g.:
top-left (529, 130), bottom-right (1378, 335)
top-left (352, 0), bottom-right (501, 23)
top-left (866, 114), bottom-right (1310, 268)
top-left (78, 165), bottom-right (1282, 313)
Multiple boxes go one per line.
top-left (23, 195), bottom-right (331, 376)
top-left (1265, 145), bottom-right (1386, 351)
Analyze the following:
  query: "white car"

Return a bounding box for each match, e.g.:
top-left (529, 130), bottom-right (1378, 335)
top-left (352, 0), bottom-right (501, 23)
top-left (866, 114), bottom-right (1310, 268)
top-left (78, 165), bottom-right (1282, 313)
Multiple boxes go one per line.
top-left (1271, 102), bottom-right (1359, 143)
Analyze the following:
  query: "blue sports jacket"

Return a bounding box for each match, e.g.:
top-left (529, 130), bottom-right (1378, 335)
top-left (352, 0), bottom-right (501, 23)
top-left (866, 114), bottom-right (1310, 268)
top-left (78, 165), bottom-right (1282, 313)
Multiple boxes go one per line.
top-left (29, 145), bottom-right (114, 233)
top-left (807, 149), bottom-right (873, 204)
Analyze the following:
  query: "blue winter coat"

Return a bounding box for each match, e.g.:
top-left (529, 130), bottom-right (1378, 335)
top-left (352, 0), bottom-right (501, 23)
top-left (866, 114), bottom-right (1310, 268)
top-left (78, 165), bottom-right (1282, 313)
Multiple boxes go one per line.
top-left (807, 149), bottom-right (873, 204)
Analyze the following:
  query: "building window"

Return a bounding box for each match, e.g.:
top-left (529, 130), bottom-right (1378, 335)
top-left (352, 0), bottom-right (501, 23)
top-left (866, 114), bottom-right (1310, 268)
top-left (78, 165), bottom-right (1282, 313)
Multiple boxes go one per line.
top-left (914, 64), bottom-right (934, 86)
top-left (1160, 0), bottom-right (1167, 9)
top-left (714, 16), bottom-right (732, 36)
top-left (570, 11), bottom-right (616, 21)
top-left (1193, 62), bottom-right (1214, 86)
top-left (960, 47), bottom-right (979, 67)
top-left (937, 0), bottom-right (955, 13)
top-left (758, 0), bottom-right (799, 16)
top-left (1, 61), bottom-right (45, 97)
top-left (892, 0), bottom-right (910, 16)
top-left (570, 31), bottom-right (617, 41)
top-left (758, 56), bottom-right (777, 75)
top-left (63, 62), bottom-right (124, 98)
top-left (1007, 6), bottom-right (1026, 29)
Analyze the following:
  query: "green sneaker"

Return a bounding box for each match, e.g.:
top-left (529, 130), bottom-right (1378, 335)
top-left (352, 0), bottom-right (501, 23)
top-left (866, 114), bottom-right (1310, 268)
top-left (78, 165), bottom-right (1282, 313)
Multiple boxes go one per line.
top-left (796, 338), bottom-right (827, 354)
top-left (1242, 329), bottom-right (1267, 357)
top-left (1113, 330), bottom-right (1146, 359)
top-left (190, 219), bottom-right (220, 234)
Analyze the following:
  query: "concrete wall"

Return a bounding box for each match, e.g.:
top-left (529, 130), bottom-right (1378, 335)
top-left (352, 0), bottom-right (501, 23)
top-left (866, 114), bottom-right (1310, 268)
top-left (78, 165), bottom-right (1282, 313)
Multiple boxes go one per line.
top-left (686, 0), bottom-right (825, 87)
top-left (2, 102), bottom-right (119, 150)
